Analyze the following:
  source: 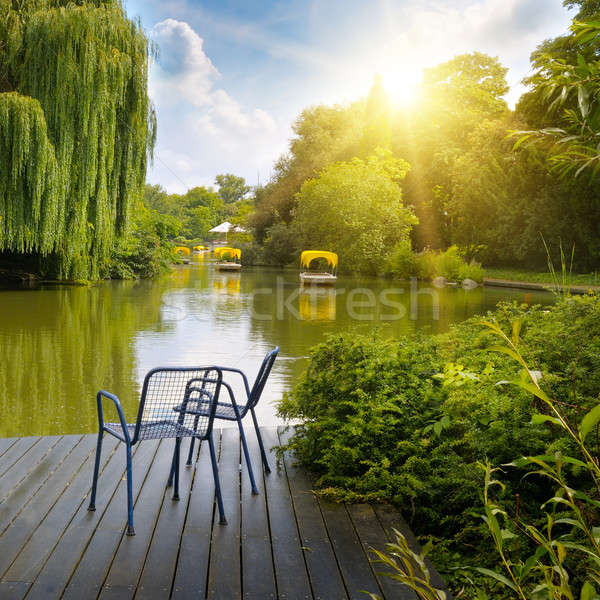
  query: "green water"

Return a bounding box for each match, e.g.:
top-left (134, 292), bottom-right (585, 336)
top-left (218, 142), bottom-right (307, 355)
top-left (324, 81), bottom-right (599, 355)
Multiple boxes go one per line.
top-left (0, 259), bottom-right (553, 436)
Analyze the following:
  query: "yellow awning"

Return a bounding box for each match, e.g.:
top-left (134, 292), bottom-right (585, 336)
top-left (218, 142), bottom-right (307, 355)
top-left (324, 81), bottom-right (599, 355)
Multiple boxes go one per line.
top-left (300, 250), bottom-right (338, 269)
top-left (174, 246), bottom-right (191, 256)
top-left (214, 247), bottom-right (241, 260)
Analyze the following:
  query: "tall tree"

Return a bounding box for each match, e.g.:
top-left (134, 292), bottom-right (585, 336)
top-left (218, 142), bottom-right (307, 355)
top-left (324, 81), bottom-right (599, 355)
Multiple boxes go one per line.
top-left (249, 101), bottom-right (364, 243)
top-left (360, 74), bottom-right (391, 156)
top-left (215, 174), bottom-right (251, 204)
top-left (0, 0), bottom-right (155, 279)
top-left (293, 152), bottom-right (415, 274)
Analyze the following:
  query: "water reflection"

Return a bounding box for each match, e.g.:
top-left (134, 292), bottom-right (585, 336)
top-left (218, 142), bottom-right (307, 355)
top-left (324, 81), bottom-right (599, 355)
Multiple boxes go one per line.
top-left (0, 263), bottom-right (554, 436)
top-left (299, 288), bottom-right (336, 321)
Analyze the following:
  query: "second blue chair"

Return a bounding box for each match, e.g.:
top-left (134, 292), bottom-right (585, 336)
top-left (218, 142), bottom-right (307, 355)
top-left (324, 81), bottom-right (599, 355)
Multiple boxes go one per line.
top-left (170, 347), bottom-right (279, 494)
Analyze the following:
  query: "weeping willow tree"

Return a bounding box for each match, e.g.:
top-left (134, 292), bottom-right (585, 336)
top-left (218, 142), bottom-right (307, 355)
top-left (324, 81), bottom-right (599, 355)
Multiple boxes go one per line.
top-left (0, 0), bottom-right (156, 279)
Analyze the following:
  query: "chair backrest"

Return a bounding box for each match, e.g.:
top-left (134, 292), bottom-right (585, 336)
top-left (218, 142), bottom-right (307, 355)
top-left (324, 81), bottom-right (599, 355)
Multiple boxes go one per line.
top-left (133, 367), bottom-right (222, 443)
top-left (246, 347), bottom-right (279, 412)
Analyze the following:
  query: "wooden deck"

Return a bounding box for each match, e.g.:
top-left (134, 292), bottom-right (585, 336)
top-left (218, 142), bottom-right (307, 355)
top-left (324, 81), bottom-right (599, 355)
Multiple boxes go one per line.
top-left (0, 427), bottom-right (449, 599)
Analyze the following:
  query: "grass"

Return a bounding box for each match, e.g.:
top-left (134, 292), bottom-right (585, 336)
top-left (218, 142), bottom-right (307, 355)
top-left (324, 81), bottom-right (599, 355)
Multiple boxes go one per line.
top-left (484, 267), bottom-right (600, 287)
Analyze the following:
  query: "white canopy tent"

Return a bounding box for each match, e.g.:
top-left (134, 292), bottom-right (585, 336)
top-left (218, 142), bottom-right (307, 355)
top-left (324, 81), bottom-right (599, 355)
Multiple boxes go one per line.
top-left (208, 221), bottom-right (247, 240)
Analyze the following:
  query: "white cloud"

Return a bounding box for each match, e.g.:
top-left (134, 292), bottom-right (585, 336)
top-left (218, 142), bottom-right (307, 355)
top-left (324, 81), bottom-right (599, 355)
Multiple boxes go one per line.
top-left (147, 19), bottom-right (284, 193)
top-left (150, 19), bottom-right (218, 106)
top-left (139, 3), bottom-right (573, 192)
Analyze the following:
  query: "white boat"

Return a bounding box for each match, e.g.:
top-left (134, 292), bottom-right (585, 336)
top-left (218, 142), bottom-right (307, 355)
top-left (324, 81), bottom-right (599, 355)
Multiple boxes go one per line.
top-left (299, 272), bottom-right (336, 284)
top-left (216, 262), bottom-right (242, 271)
top-left (299, 250), bottom-right (338, 285)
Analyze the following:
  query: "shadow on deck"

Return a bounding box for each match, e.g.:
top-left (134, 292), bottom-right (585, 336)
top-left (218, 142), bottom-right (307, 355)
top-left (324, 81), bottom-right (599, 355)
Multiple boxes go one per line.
top-left (0, 427), bottom-right (449, 599)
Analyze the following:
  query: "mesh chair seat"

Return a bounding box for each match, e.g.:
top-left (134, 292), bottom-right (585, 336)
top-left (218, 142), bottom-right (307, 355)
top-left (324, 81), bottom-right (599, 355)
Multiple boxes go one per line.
top-left (104, 420), bottom-right (197, 441)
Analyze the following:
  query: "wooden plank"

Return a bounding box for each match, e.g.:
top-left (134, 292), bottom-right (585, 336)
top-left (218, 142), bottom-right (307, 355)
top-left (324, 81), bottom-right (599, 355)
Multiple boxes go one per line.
top-left (23, 435), bottom-right (126, 600)
top-left (0, 438), bottom-right (90, 580)
top-left (0, 438), bottom-right (17, 461)
top-left (99, 439), bottom-right (184, 599)
top-left (207, 427), bottom-right (242, 600)
top-left (0, 435), bottom-right (109, 588)
top-left (260, 427), bottom-right (312, 600)
top-left (241, 426), bottom-right (276, 600)
top-left (347, 504), bottom-right (417, 600)
top-left (171, 432), bottom-right (220, 599)
top-left (373, 505), bottom-right (452, 597)
top-left (0, 435), bottom-right (83, 535)
top-left (60, 439), bottom-right (160, 600)
top-left (0, 436), bottom-right (60, 498)
top-left (0, 438), bottom-right (39, 479)
top-left (135, 438), bottom-right (196, 599)
top-left (317, 499), bottom-right (381, 600)
top-left (278, 427), bottom-right (347, 600)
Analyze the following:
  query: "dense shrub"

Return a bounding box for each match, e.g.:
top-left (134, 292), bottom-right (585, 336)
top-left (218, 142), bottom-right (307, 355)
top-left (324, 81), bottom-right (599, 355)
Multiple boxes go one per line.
top-left (383, 245), bottom-right (485, 281)
top-left (278, 294), bottom-right (600, 594)
top-left (105, 204), bottom-right (176, 279)
top-left (415, 246), bottom-right (485, 281)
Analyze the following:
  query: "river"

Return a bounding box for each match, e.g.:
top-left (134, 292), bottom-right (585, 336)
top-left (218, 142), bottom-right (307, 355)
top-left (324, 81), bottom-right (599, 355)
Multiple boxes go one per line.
top-left (0, 258), bottom-right (553, 436)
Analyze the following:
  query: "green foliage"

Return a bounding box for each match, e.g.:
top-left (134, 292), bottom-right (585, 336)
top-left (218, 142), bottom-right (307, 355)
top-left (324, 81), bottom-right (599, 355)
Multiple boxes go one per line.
top-left (415, 246), bottom-right (485, 282)
top-left (280, 295), bottom-right (600, 595)
top-left (367, 529), bottom-right (448, 600)
top-left (457, 319), bottom-right (600, 598)
top-left (361, 74), bottom-right (391, 156)
top-left (143, 184), bottom-right (225, 240)
top-left (215, 173), bottom-right (251, 204)
top-left (513, 20), bottom-right (600, 180)
top-left (421, 52), bottom-right (509, 118)
top-left (293, 151), bottom-right (416, 274)
top-left (0, 93), bottom-right (59, 255)
top-left (0, 0), bottom-right (155, 280)
top-left (381, 241), bottom-right (416, 279)
top-left (249, 102), bottom-right (365, 241)
top-left (262, 223), bottom-right (298, 266)
top-left (106, 203), bottom-right (175, 279)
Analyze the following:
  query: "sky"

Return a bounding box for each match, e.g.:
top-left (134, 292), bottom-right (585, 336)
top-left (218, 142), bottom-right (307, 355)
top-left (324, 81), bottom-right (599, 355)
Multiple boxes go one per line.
top-left (123, 0), bottom-right (576, 194)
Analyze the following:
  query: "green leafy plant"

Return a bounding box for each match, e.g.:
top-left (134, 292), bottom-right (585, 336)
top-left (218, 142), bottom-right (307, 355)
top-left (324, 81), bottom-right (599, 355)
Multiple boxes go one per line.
top-left (367, 529), bottom-right (447, 600)
top-left (461, 317), bottom-right (600, 598)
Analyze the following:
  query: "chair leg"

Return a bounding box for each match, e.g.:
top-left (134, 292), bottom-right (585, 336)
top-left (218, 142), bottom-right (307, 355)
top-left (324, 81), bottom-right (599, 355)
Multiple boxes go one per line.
top-left (208, 434), bottom-right (227, 525)
top-left (167, 446), bottom-right (175, 487)
top-left (237, 415), bottom-right (258, 494)
top-left (88, 431), bottom-right (103, 511)
top-left (173, 438), bottom-right (181, 501)
top-left (186, 436), bottom-right (196, 466)
top-left (125, 442), bottom-right (135, 536)
top-left (251, 408), bottom-right (271, 473)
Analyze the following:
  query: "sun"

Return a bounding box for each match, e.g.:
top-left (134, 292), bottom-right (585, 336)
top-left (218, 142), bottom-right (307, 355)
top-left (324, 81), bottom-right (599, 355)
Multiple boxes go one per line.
top-left (379, 67), bottom-right (421, 107)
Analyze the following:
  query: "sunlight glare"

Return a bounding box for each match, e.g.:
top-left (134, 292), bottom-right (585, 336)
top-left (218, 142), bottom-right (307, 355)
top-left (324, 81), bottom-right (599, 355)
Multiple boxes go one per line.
top-left (379, 67), bottom-right (421, 107)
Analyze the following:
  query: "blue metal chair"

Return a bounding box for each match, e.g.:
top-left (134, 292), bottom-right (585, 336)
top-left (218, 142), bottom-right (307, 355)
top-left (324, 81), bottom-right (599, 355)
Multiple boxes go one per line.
top-left (172, 348), bottom-right (279, 495)
top-left (88, 367), bottom-right (226, 535)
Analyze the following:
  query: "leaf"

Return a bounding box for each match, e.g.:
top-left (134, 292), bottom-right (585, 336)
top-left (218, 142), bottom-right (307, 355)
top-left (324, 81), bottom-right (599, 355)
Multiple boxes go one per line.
top-left (511, 380), bottom-right (553, 406)
top-left (579, 85), bottom-right (590, 118)
top-left (580, 403), bottom-right (600, 441)
top-left (511, 319), bottom-right (522, 345)
top-left (580, 581), bottom-right (599, 600)
top-left (472, 568), bottom-right (518, 592)
top-left (487, 345), bottom-right (527, 369)
top-left (556, 541), bottom-right (566, 564)
top-left (531, 414), bottom-right (561, 426)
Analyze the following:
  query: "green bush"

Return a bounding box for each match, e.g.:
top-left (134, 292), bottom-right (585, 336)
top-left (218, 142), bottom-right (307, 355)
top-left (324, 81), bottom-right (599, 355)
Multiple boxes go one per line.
top-left (415, 246), bottom-right (485, 282)
top-left (382, 241), bottom-right (417, 278)
top-left (278, 295), bottom-right (600, 595)
top-left (105, 203), bottom-right (176, 279)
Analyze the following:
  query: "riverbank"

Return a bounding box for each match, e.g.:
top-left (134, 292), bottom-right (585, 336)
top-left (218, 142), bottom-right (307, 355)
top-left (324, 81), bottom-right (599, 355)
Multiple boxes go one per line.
top-left (484, 277), bottom-right (600, 294)
top-left (484, 267), bottom-right (599, 287)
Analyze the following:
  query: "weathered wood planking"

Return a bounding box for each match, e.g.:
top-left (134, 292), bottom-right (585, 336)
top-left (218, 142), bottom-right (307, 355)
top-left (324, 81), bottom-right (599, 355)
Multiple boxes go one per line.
top-left (0, 428), bottom-right (449, 599)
